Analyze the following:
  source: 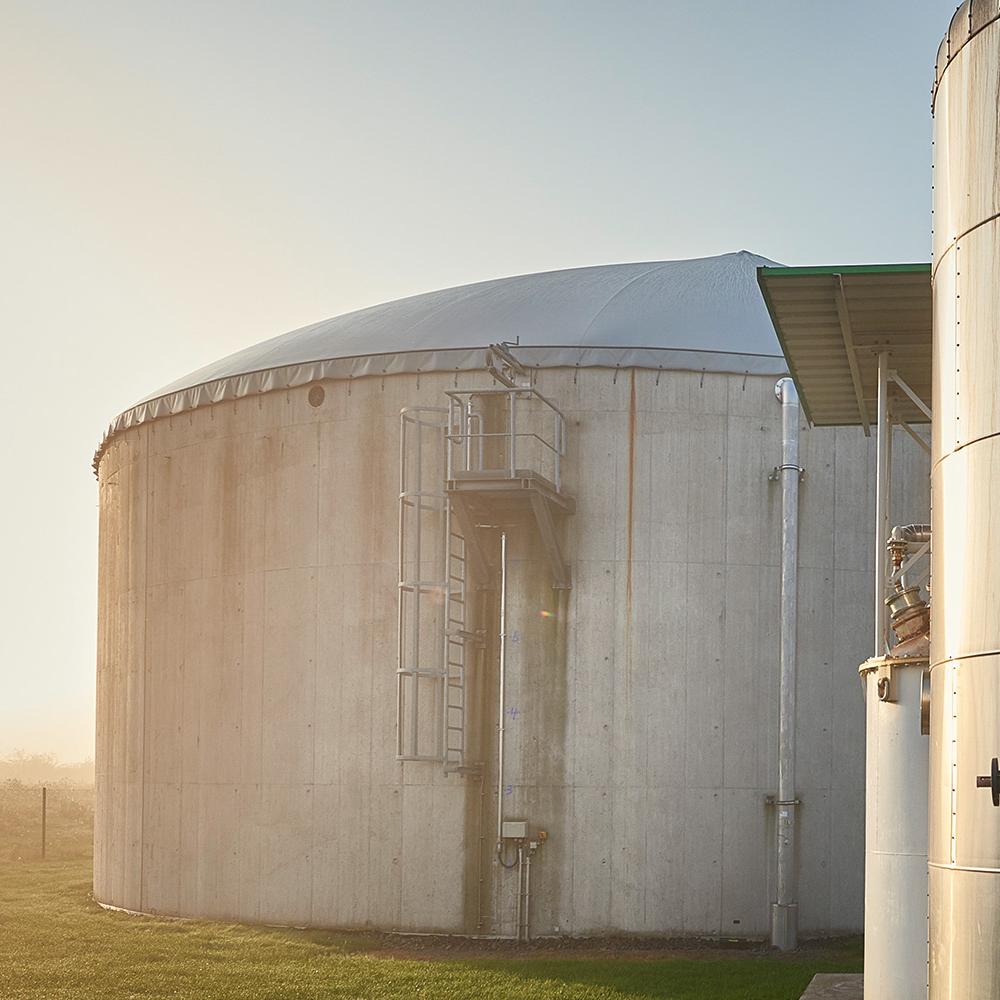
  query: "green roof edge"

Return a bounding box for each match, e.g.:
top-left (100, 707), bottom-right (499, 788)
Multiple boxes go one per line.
top-left (755, 262), bottom-right (932, 430)
top-left (758, 262), bottom-right (930, 277)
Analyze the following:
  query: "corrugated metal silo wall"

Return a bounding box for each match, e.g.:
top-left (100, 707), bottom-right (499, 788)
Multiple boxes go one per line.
top-left (94, 365), bottom-right (929, 936)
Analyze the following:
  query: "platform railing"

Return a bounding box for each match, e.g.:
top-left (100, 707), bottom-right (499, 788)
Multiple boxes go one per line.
top-left (444, 387), bottom-right (567, 492)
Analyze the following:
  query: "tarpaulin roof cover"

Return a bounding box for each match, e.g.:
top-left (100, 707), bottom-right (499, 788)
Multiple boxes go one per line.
top-left (96, 250), bottom-right (786, 470)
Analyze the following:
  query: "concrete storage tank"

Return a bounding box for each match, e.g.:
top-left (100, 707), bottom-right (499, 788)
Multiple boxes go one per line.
top-left (93, 250), bottom-right (927, 939)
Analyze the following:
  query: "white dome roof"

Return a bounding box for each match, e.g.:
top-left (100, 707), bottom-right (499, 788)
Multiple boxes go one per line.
top-left (150, 250), bottom-right (783, 400)
top-left (97, 250), bottom-right (786, 470)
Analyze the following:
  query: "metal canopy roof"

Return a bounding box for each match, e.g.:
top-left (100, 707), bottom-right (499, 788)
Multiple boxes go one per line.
top-left (757, 263), bottom-right (931, 431)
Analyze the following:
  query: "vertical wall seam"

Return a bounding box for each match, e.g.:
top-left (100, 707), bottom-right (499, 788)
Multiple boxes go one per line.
top-left (139, 425), bottom-right (150, 912)
top-left (718, 376), bottom-right (729, 936)
top-left (257, 432), bottom-right (267, 923)
top-left (309, 418), bottom-right (320, 925)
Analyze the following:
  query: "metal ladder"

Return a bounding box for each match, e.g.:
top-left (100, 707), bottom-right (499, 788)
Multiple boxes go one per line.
top-left (443, 521), bottom-right (472, 774)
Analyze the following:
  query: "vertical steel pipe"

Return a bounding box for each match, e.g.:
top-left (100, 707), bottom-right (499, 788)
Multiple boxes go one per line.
top-left (515, 843), bottom-right (524, 940)
top-left (772, 376), bottom-right (800, 951)
top-left (874, 352), bottom-right (890, 657)
top-left (496, 531), bottom-right (508, 849)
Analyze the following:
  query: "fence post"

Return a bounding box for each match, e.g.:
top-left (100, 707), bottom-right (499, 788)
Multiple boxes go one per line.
top-left (41, 785), bottom-right (47, 860)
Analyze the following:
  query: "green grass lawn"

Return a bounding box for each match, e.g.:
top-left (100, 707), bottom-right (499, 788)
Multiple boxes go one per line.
top-left (0, 782), bottom-right (862, 999)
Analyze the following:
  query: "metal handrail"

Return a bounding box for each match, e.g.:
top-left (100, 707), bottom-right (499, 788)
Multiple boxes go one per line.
top-left (444, 385), bottom-right (568, 420)
top-left (443, 387), bottom-right (567, 491)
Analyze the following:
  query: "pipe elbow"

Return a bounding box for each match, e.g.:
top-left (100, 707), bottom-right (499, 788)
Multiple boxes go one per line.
top-left (889, 524), bottom-right (931, 545)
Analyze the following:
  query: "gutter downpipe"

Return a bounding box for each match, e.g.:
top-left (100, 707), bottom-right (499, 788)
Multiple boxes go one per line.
top-left (772, 377), bottom-right (800, 951)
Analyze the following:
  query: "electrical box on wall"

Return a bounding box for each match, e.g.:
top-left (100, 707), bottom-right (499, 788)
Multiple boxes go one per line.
top-left (501, 820), bottom-right (527, 840)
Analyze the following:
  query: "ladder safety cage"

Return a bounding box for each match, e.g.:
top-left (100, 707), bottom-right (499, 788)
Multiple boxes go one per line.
top-left (397, 406), bottom-right (476, 773)
top-left (397, 406), bottom-right (448, 764)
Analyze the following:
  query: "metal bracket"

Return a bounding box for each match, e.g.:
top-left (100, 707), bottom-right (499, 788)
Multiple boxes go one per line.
top-left (876, 661), bottom-right (896, 702)
top-left (976, 757), bottom-right (1000, 807)
top-left (889, 539), bottom-right (930, 589)
top-left (485, 341), bottom-right (530, 389)
top-left (894, 414), bottom-right (931, 454)
top-left (449, 499), bottom-right (496, 584)
top-left (446, 627), bottom-right (487, 649)
top-left (768, 464), bottom-right (805, 482)
top-left (889, 370), bottom-right (932, 421)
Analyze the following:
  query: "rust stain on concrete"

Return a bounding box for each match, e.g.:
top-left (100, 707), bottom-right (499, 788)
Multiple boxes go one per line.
top-left (623, 369), bottom-right (637, 699)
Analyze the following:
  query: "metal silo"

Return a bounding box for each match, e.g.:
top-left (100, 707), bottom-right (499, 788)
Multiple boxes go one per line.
top-left (930, 5), bottom-right (1000, 996)
top-left (93, 250), bottom-right (925, 939)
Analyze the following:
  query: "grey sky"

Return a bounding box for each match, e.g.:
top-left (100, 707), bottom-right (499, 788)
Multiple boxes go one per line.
top-left (0, 0), bottom-right (948, 761)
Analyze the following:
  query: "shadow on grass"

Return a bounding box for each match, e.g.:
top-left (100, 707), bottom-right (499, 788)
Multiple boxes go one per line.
top-left (464, 952), bottom-right (863, 1000)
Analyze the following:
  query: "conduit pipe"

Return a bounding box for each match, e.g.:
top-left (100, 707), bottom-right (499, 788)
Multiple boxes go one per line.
top-left (496, 530), bottom-right (509, 854)
top-left (523, 848), bottom-right (532, 942)
top-left (772, 377), bottom-right (800, 951)
top-left (874, 353), bottom-right (891, 655)
top-left (514, 843), bottom-right (523, 937)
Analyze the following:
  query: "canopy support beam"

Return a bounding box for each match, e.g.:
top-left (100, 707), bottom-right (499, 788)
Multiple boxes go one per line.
top-left (834, 275), bottom-right (872, 434)
top-left (889, 370), bottom-right (932, 421)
